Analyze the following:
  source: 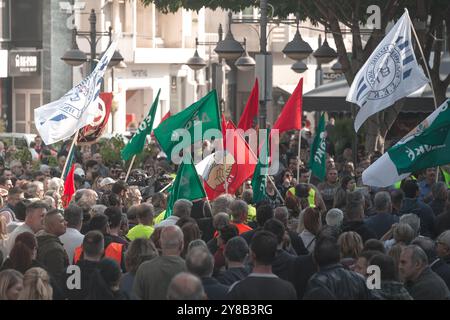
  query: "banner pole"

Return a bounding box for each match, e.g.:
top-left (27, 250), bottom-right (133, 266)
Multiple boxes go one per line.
top-left (267, 175), bottom-right (285, 205)
top-left (125, 155), bottom-right (136, 182)
top-left (408, 11), bottom-right (440, 182)
top-left (60, 131), bottom-right (79, 180)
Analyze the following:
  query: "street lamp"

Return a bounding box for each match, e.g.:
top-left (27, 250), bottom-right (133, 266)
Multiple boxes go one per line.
top-left (282, 20), bottom-right (313, 61)
top-left (313, 32), bottom-right (338, 65)
top-left (61, 9), bottom-right (123, 72)
top-left (291, 60), bottom-right (308, 73)
top-left (235, 39), bottom-right (256, 71)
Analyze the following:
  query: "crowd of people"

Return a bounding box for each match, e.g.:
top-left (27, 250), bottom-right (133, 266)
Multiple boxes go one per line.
top-left (0, 130), bottom-right (450, 300)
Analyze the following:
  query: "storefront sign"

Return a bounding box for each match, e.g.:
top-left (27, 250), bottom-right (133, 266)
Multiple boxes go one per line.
top-left (8, 50), bottom-right (40, 76)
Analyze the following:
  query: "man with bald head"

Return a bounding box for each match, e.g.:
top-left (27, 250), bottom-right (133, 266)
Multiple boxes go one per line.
top-left (167, 272), bottom-right (206, 300)
top-left (133, 225), bottom-right (187, 300)
top-left (36, 209), bottom-right (69, 282)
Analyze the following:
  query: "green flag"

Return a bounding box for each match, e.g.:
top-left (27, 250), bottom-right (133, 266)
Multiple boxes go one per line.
top-left (251, 129), bottom-right (269, 203)
top-left (165, 160), bottom-right (206, 219)
top-left (153, 90), bottom-right (221, 160)
top-left (121, 89), bottom-right (161, 161)
top-left (309, 113), bottom-right (327, 181)
top-left (363, 99), bottom-right (450, 187)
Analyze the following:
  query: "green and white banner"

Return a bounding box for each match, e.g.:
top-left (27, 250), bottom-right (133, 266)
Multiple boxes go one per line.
top-left (363, 99), bottom-right (450, 187)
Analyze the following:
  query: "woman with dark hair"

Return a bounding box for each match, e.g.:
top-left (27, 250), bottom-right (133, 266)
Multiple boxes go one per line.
top-left (1, 232), bottom-right (42, 274)
top-left (276, 169), bottom-right (294, 198)
top-left (300, 208), bottom-right (321, 253)
top-left (120, 238), bottom-right (158, 299)
top-left (333, 176), bottom-right (356, 210)
top-left (179, 221), bottom-right (202, 259)
top-left (87, 258), bottom-right (128, 300)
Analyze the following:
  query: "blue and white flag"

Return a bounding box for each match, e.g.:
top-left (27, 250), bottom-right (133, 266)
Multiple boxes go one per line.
top-left (347, 9), bottom-right (429, 132)
top-left (35, 40), bottom-right (118, 145)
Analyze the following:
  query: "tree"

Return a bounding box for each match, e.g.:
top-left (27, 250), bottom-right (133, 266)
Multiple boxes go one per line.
top-left (140, 0), bottom-right (450, 154)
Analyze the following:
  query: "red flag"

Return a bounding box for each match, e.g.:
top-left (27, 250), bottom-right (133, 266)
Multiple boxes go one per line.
top-left (77, 92), bottom-right (112, 145)
top-left (237, 79), bottom-right (259, 131)
top-left (203, 120), bottom-right (257, 200)
top-left (272, 78), bottom-right (303, 133)
top-left (62, 164), bottom-right (76, 208)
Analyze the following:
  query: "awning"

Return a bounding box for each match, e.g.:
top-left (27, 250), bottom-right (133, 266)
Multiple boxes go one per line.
top-left (274, 76), bottom-right (449, 113)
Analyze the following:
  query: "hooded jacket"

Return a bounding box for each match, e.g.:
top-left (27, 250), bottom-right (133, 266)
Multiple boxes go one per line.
top-left (36, 231), bottom-right (70, 280)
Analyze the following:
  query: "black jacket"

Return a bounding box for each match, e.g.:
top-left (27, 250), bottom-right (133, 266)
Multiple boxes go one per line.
top-left (341, 221), bottom-right (377, 242)
top-left (405, 267), bottom-right (450, 300)
top-left (400, 198), bottom-right (435, 238)
top-left (288, 230), bottom-right (309, 256)
top-left (304, 264), bottom-right (371, 300)
top-left (431, 258), bottom-right (450, 290)
top-left (66, 260), bottom-right (99, 300)
top-left (289, 254), bottom-right (317, 299)
top-left (201, 277), bottom-right (229, 300)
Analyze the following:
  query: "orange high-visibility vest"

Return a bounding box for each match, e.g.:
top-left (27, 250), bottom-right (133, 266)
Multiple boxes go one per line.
top-left (73, 242), bottom-right (124, 265)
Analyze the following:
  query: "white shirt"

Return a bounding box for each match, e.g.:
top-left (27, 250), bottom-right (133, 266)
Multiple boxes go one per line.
top-left (59, 227), bottom-right (84, 264)
top-left (300, 230), bottom-right (316, 253)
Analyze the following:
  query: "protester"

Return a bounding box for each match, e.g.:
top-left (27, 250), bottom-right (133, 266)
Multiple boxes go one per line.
top-left (186, 246), bottom-right (229, 300)
top-left (120, 238), bottom-right (158, 299)
top-left (304, 236), bottom-right (371, 300)
top-left (215, 236), bottom-right (250, 286)
top-left (0, 269), bottom-right (23, 300)
top-left (59, 205), bottom-right (84, 264)
top-left (133, 225), bottom-right (186, 300)
top-left (227, 231), bottom-right (297, 300)
top-left (369, 254), bottom-right (412, 300)
top-left (167, 272), bottom-right (206, 300)
top-left (399, 245), bottom-right (450, 300)
top-left (7, 201), bottom-right (48, 254)
top-left (127, 204), bottom-right (155, 241)
top-left (66, 231), bottom-right (104, 300)
top-left (36, 209), bottom-right (69, 283)
top-left (18, 267), bottom-right (53, 300)
top-left (86, 258), bottom-right (128, 300)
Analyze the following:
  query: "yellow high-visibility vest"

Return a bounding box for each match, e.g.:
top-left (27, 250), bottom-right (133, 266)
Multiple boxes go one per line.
top-left (288, 186), bottom-right (316, 208)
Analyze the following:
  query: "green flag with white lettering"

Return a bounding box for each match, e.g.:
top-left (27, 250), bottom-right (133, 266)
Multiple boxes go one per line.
top-left (121, 89), bottom-right (160, 161)
top-left (309, 113), bottom-right (327, 181)
top-left (154, 90), bottom-right (221, 161)
top-left (363, 99), bottom-right (450, 187)
top-left (251, 129), bottom-right (269, 203)
top-left (165, 159), bottom-right (206, 219)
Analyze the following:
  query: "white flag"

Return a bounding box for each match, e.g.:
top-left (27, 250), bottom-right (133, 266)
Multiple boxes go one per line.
top-left (35, 40), bottom-right (118, 145)
top-left (347, 9), bottom-right (429, 132)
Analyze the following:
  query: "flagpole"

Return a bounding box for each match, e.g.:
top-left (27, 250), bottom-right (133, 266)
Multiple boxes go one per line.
top-left (297, 129), bottom-right (302, 182)
top-left (60, 131), bottom-right (79, 180)
top-left (125, 155), bottom-right (136, 182)
top-left (158, 180), bottom-right (174, 193)
top-left (408, 10), bottom-right (440, 181)
top-left (267, 175), bottom-right (285, 205)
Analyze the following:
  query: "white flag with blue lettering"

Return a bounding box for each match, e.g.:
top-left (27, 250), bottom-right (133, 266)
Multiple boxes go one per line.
top-left (35, 40), bottom-right (118, 145)
top-left (347, 9), bottom-right (429, 132)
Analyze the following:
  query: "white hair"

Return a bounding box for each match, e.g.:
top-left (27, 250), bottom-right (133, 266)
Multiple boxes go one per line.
top-left (326, 208), bottom-right (344, 227)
